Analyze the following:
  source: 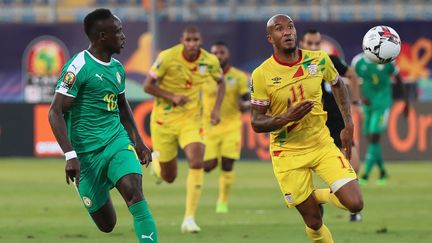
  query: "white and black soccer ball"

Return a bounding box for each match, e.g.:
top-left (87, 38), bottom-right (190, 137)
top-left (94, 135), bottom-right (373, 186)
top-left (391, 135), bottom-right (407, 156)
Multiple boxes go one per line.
top-left (362, 26), bottom-right (401, 64)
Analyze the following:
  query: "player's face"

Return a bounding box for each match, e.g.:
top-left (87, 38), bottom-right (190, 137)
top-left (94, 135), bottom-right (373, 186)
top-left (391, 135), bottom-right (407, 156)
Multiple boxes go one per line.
top-left (211, 45), bottom-right (229, 68)
top-left (104, 17), bottom-right (126, 54)
top-left (300, 33), bottom-right (321, 51)
top-left (181, 32), bottom-right (202, 56)
top-left (267, 17), bottom-right (297, 53)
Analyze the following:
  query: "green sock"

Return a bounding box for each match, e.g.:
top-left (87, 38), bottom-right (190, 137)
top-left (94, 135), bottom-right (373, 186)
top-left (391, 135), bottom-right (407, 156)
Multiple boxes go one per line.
top-left (129, 200), bottom-right (158, 243)
top-left (363, 143), bottom-right (380, 178)
top-left (374, 144), bottom-right (386, 175)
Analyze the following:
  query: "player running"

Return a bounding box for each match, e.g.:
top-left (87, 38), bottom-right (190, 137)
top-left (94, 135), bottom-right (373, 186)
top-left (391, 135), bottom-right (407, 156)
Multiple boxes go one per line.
top-left (250, 14), bottom-right (363, 243)
top-left (202, 41), bottom-right (250, 213)
top-left (144, 26), bottom-right (225, 233)
top-left (300, 29), bottom-right (363, 222)
top-left (48, 9), bottom-right (157, 242)
top-left (352, 53), bottom-right (408, 186)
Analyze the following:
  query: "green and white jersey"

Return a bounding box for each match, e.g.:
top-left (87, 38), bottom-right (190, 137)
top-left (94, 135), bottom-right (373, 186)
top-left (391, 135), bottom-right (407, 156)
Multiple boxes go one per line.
top-left (352, 53), bottom-right (398, 110)
top-left (55, 50), bottom-right (128, 154)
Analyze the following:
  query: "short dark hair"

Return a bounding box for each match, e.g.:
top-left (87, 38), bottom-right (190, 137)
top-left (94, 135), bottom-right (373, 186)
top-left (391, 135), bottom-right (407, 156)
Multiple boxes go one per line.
top-left (183, 25), bottom-right (200, 34)
top-left (301, 29), bottom-right (320, 40)
top-left (211, 41), bottom-right (228, 48)
top-left (83, 8), bottom-right (113, 38)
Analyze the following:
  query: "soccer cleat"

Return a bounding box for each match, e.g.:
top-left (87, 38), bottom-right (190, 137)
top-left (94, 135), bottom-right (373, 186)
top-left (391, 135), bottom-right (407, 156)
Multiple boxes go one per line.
top-left (181, 216), bottom-right (201, 233)
top-left (359, 177), bottom-right (368, 186)
top-left (376, 174), bottom-right (388, 186)
top-left (350, 212), bottom-right (362, 222)
top-left (216, 202), bottom-right (228, 213)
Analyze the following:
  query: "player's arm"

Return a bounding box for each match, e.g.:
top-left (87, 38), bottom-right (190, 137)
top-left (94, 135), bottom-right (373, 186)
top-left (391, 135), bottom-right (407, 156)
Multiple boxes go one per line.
top-left (48, 93), bottom-right (80, 186)
top-left (118, 93), bottom-right (152, 166)
top-left (251, 99), bottom-right (313, 133)
top-left (394, 73), bottom-right (410, 117)
top-left (238, 93), bottom-right (251, 112)
top-left (331, 77), bottom-right (354, 159)
top-left (344, 67), bottom-right (361, 104)
top-left (210, 77), bottom-right (226, 125)
top-left (143, 75), bottom-right (190, 106)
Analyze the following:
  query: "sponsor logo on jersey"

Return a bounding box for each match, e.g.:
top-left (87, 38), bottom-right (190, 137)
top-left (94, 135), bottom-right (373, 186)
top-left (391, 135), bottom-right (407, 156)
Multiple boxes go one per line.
top-left (284, 193), bottom-right (294, 204)
top-left (116, 72), bottom-right (121, 84)
top-left (60, 71), bottom-right (76, 89)
top-left (272, 76), bottom-right (282, 84)
top-left (82, 196), bottom-right (92, 208)
top-left (95, 73), bottom-right (103, 81)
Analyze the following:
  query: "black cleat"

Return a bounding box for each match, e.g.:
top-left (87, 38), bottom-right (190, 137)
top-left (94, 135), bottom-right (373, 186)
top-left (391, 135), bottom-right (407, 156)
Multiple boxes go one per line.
top-left (350, 212), bottom-right (362, 222)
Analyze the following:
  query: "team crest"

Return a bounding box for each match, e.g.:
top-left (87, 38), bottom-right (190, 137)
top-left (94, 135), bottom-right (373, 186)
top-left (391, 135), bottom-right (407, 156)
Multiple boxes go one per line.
top-left (198, 64), bottom-right (207, 74)
top-left (284, 193), bottom-right (294, 203)
top-left (116, 72), bottom-right (121, 84)
top-left (82, 196), bottom-right (92, 208)
top-left (308, 64), bottom-right (318, 76)
top-left (61, 71), bottom-right (76, 89)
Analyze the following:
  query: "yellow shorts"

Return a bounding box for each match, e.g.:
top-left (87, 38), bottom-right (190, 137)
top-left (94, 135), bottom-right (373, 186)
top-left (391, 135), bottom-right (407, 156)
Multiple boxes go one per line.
top-left (150, 116), bottom-right (203, 162)
top-left (204, 128), bottom-right (241, 161)
top-left (271, 142), bottom-right (357, 208)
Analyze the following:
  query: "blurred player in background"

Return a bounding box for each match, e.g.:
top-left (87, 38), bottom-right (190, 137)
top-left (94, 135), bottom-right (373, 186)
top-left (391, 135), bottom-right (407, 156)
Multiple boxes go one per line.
top-left (144, 26), bottom-right (225, 233)
top-left (48, 9), bottom-right (157, 242)
top-left (202, 41), bottom-right (250, 213)
top-left (300, 29), bottom-right (362, 222)
top-left (352, 53), bottom-right (408, 186)
top-left (250, 14), bottom-right (363, 243)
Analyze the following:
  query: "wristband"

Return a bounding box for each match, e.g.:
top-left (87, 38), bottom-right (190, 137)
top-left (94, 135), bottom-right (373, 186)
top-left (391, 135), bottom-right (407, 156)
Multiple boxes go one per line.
top-left (65, 151), bottom-right (77, 161)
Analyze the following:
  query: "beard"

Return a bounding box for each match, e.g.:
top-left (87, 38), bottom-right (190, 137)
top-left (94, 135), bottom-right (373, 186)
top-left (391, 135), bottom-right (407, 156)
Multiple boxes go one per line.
top-left (282, 46), bottom-right (297, 54)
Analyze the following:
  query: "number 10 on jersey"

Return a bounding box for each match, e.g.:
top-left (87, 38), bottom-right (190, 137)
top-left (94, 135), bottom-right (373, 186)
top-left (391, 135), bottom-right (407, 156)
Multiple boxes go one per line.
top-left (104, 93), bottom-right (117, 111)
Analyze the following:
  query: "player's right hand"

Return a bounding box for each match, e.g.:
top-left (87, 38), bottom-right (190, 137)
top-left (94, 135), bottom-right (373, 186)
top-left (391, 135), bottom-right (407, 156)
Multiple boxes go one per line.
top-left (65, 158), bottom-right (80, 187)
top-left (171, 95), bottom-right (190, 106)
top-left (284, 98), bottom-right (314, 122)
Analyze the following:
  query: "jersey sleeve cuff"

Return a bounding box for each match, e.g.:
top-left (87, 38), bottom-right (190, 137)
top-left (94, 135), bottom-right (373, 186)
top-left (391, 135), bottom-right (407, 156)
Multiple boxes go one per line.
top-left (119, 90), bottom-right (125, 94)
top-left (55, 89), bottom-right (76, 98)
top-left (251, 98), bottom-right (270, 106)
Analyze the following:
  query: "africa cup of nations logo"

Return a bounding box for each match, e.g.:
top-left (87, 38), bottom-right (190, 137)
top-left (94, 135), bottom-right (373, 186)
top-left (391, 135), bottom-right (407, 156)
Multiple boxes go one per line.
top-left (23, 36), bottom-right (69, 103)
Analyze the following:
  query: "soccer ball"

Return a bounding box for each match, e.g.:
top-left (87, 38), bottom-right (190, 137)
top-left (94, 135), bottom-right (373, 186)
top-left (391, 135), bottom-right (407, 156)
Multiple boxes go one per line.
top-left (362, 26), bottom-right (401, 64)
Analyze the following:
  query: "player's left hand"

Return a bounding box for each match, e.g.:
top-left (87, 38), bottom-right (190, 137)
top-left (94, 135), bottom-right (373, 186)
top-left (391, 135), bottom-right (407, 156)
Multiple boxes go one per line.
top-left (211, 109), bottom-right (221, 125)
top-left (135, 141), bottom-right (152, 167)
top-left (340, 125), bottom-right (353, 160)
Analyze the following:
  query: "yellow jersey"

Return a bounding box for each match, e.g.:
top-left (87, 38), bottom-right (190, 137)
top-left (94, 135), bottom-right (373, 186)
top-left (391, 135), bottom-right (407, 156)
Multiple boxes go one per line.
top-left (202, 66), bottom-right (249, 134)
top-left (251, 49), bottom-right (339, 155)
top-left (148, 44), bottom-right (222, 124)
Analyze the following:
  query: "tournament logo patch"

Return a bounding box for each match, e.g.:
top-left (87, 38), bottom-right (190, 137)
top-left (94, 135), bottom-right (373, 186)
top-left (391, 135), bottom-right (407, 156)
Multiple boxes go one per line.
top-left (82, 196), bottom-right (92, 208)
top-left (308, 64), bottom-right (318, 76)
top-left (284, 193), bottom-right (294, 204)
top-left (116, 72), bottom-right (121, 84)
top-left (61, 71), bottom-right (76, 89)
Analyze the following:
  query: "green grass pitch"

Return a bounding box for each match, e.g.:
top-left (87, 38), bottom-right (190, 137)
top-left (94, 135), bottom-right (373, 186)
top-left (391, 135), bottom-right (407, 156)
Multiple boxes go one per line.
top-left (0, 159), bottom-right (431, 243)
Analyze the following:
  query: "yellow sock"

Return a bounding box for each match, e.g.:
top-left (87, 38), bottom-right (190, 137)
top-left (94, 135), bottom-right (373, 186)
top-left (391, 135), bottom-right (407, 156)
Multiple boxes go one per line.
top-left (185, 168), bottom-right (204, 218)
top-left (151, 151), bottom-right (161, 177)
top-left (218, 171), bottom-right (234, 203)
top-left (314, 188), bottom-right (347, 210)
top-left (305, 224), bottom-right (334, 243)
